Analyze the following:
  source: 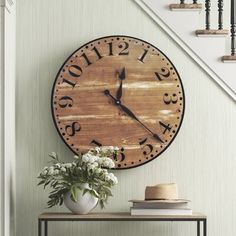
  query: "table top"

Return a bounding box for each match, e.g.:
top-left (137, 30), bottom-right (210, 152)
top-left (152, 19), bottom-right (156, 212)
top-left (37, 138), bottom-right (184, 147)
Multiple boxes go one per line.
top-left (39, 212), bottom-right (207, 221)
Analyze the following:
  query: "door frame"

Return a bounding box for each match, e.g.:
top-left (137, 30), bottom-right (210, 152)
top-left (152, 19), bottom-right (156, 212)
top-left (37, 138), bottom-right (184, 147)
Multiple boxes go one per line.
top-left (0, 1), bottom-right (16, 236)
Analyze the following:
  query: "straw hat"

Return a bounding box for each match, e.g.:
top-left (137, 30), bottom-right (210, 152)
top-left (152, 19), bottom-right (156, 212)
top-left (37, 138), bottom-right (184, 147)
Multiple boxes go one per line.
top-left (145, 183), bottom-right (179, 200)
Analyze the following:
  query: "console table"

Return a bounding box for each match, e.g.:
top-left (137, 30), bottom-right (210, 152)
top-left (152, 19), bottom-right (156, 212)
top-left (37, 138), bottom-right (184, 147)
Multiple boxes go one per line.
top-left (38, 212), bottom-right (207, 236)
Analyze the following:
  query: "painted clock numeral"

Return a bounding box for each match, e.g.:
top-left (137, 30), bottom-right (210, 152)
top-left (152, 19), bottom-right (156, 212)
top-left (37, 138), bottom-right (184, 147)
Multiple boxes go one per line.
top-left (65, 122), bottom-right (81, 136)
top-left (159, 121), bottom-right (172, 134)
top-left (163, 93), bottom-right (178, 105)
top-left (62, 78), bottom-right (76, 88)
top-left (118, 42), bottom-right (129, 55)
top-left (92, 46), bottom-right (103, 60)
top-left (113, 147), bottom-right (125, 162)
top-left (80, 47), bottom-right (103, 67)
top-left (90, 139), bottom-right (102, 147)
top-left (68, 65), bottom-right (83, 77)
top-left (80, 53), bottom-right (92, 66)
top-left (139, 138), bottom-right (154, 156)
top-left (58, 96), bottom-right (73, 108)
top-left (138, 49), bottom-right (148, 63)
top-left (155, 67), bottom-right (170, 81)
top-left (62, 65), bottom-right (82, 86)
top-left (107, 42), bottom-right (113, 56)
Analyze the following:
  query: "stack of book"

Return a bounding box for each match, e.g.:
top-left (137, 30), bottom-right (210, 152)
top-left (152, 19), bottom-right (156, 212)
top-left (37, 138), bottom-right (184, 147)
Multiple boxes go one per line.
top-left (129, 199), bottom-right (192, 216)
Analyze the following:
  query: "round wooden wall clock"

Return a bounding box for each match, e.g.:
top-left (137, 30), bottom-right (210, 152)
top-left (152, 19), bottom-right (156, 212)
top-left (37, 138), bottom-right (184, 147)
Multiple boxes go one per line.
top-left (51, 35), bottom-right (185, 169)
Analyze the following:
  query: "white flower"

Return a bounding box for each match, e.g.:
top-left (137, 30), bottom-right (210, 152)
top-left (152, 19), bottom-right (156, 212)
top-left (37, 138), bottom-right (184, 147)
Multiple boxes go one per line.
top-left (108, 146), bottom-right (114, 151)
top-left (101, 146), bottom-right (109, 152)
top-left (54, 170), bottom-right (59, 175)
top-left (102, 146), bottom-right (119, 152)
top-left (95, 147), bottom-right (101, 153)
top-left (93, 162), bottom-right (98, 167)
top-left (64, 163), bottom-right (72, 168)
top-left (55, 163), bottom-right (61, 168)
top-left (87, 163), bottom-right (98, 171)
top-left (101, 157), bottom-right (115, 168)
top-left (102, 169), bottom-right (108, 175)
top-left (60, 167), bottom-right (66, 172)
top-left (89, 156), bottom-right (96, 163)
top-left (82, 153), bottom-right (100, 164)
top-left (98, 157), bottom-right (105, 165)
top-left (106, 173), bottom-right (118, 184)
top-left (82, 153), bottom-right (91, 163)
top-left (95, 168), bottom-right (102, 174)
top-left (112, 176), bottom-right (118, 184)
top-left (104, 160), bottom-right (111, 167)
top-left (48, 167), bottom-right (54, 175)
top-left (74, 155), bottom-right (79, 159)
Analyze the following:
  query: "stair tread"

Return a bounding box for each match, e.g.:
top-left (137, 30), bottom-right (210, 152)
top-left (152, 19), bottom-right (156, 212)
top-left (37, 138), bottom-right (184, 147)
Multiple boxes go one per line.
top-left (222, 55), bottom-right (236, 62)
top-left (196, 29), bottom-right (229, 36)
top-left (169, 3), bottom-right (202, 10)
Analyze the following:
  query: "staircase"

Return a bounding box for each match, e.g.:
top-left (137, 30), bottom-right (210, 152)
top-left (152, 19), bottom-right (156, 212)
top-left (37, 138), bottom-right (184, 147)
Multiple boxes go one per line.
top-left (134, 0), bottom-right (236, 101)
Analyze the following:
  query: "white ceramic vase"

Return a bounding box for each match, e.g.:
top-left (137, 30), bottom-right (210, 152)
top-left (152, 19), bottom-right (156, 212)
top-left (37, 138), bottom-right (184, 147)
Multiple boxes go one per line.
top-left (64, 184), bottom-right (98, 214)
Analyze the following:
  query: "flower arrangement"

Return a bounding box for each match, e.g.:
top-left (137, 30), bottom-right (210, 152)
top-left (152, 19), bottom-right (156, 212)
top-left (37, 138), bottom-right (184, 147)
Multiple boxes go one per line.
top-left (37, 146), bottom-right (118, 208)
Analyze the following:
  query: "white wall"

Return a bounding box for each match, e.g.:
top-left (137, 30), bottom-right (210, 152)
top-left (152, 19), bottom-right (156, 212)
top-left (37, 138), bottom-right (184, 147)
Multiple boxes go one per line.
top-left (16, 0), bottom-right (236, 236)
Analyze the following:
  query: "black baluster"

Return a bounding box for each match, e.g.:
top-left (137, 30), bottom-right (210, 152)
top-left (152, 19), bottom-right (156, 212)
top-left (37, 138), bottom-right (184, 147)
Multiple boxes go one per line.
top-left (180, 0), bottom-right (185, 4)
top-left (193, 0), bottom-right (198, 3)
top-left (205, 0), bottom-right (211, 30)
top-left (218, 0), bottom-right (223, 30)
top-left (231, 0), bottom-right (236, 55)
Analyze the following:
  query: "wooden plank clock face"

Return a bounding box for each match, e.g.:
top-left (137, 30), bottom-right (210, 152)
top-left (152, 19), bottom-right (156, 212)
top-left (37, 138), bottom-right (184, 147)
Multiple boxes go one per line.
top-left (51, 35), bottom-right (185, 169)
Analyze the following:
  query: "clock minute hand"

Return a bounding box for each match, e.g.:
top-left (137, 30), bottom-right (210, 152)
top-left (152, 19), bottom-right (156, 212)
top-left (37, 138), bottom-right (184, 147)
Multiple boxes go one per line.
top-left (104, 90), bottom-right (163, 143)
top-left (116, 68), bottom-right (126, 101)
top-left (119, 103), bottom-right (164, 143)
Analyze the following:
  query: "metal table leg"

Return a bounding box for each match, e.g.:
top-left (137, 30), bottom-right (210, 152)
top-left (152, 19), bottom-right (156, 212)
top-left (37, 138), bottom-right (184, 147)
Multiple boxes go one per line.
top-left (38, 220), bottom-right (42, 236)
top-left (203, 219), bottom-right (207, 236)
top-left (44, 221), bottom-right (48, 236)
top-left (197, 220), bottom-right (200, 236)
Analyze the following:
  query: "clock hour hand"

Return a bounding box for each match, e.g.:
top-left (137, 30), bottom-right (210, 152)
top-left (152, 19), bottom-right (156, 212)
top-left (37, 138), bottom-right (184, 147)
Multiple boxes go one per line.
top-left (116, 68), bottom-right (126, 101)
top-left (104, 90), bottom-right (163, 143)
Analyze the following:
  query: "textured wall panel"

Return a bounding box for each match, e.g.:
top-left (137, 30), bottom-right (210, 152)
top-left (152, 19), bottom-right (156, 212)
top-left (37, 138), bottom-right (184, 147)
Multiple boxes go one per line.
top-left (16, 0), bottom-right (236, 236)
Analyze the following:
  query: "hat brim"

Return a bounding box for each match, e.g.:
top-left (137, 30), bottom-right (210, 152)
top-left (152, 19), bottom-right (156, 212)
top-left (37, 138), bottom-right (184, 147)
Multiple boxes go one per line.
top-left (129, 199), bottom-right (190, 203)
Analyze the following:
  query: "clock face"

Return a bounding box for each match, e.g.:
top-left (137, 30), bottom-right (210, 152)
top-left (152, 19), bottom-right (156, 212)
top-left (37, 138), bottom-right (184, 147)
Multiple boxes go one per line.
top-left (51, 35), bottom-right (185, 169)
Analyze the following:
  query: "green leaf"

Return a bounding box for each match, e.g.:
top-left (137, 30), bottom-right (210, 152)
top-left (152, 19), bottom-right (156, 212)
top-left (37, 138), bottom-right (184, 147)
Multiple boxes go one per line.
top-left (43, 180), bottom-right (50, 189)
top-left (70, 186), bottom-right (78, 202)
top-left (37, 180), bottom-right (45, 186)
top-left (99, 200), bottom-right (105, 209)
top-left (49, 152), bottom-right (58, 160)
top-left (59, 197), bottom-right (64, 205)
top-left (102, 187), bottom-right (113, 197)
top-left (89, 189), bottom-right (99, 198)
